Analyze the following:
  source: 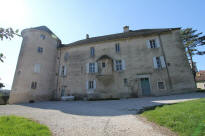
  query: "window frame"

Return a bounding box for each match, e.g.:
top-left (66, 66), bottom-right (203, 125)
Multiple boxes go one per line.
top-left (157, 81), bottom-right (165, 90)
top-left (88, 80), bottom-right (94, 89)
top-left (90, 47), bottom-right (95, 57)
top-left (89, 63), bottom-right (95, 73)
top-left (31, 81), bottom-right (37, 89)
top-left (149, 39), bottom-right (156, 48)
top-left (115, 60), bottom-right (122, 71)
top-left (37, 47), bottom-right (43, 53)
top-left (115, 43), bottom-right (120, 53)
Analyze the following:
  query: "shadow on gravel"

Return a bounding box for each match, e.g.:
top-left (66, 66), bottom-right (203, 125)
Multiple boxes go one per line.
top-left (20, 92), bottom-right (205, 116)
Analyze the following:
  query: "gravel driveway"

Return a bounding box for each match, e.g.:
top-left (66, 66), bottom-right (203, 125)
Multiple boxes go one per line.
top-left (1, 92), bottom-right (205, 136)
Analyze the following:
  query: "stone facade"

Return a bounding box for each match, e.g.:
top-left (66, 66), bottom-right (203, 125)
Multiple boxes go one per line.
top-left (9, 26), bottom-right (196, 104)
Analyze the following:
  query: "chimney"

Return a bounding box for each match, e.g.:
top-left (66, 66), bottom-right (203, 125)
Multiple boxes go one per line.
top-left (123, 26), bottom-right (129, 32)
top-left (86, 34), bottom-right (89, 39)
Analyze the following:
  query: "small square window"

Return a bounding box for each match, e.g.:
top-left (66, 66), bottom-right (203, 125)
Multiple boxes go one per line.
top-left (158, 82), bottom-right (165, 89)
top-left (102, 62), bottom-right (106, 68)
top-left (37, 47), bottom-right (43, 53)
top-left (40, 34), bottom-right (45, 40)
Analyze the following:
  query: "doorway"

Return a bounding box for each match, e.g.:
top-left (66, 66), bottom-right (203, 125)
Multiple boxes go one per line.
top-left (140, 78), bottom-right (151, 96)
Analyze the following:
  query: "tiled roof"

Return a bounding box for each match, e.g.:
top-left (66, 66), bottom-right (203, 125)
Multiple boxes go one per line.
top-left (62, 28), bottom-right (180, 47)
top-left (196, 71), bottom-right (205, 82)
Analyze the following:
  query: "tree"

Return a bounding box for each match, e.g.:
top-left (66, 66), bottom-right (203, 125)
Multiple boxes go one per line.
top-left (0, 27), bottom-right (19, 62)
top-left (0, 82), bottom-right (5, 89)
top-left (180, 28), bottom-right (205, 78)
top-left (0, 27), bottom-right (20, 88)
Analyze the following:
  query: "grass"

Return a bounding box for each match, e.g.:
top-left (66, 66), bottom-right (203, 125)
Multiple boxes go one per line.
top-left (0, 115), bottom-right (51, 136)
top-left (142, 98), bottom-right (205, 136)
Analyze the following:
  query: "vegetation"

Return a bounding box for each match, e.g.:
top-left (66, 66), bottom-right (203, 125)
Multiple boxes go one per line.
top-left (180, 28), bottom-right (205, 78)
top-left (142, 98), bottom-right (205, 136)
top-left (0, 116), bottom-right (51, 136)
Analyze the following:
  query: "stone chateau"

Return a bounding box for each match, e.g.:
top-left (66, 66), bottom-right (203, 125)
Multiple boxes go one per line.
top-left (9, 26), bottom-right (196, 104)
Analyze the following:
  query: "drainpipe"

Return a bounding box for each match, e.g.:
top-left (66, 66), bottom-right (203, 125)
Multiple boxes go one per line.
top-left (158, 34), bottom-right (173, 89)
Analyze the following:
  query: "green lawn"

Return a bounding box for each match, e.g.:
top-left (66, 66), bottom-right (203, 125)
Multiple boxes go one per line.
top-left (0, 116), bottom-right (51, 136)
top-left (142, 98), bottom-right (205, 136)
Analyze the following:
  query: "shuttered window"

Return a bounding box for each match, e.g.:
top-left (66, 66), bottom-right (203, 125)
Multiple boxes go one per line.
top-left (153, 56), bottom-right (166, 69)
top-left (34, 64), bottom-right (40, 73)
top-left (146, 38), bottom-right (160, 48)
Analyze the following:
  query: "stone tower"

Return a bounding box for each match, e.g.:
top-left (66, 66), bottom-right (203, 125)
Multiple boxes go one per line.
top-left (9, 26), bottom-right (60, 104)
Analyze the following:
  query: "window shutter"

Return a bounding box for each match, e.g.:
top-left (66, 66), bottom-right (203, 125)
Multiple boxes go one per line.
top-left (34, 64), bottom-right (40, 73)
top-left (64, 66), bottom-right (67, 76)
top-left (122, 60), bottom-right (126, 70)
top-left (146, 40), bottom-right (151, 48)
top-left (86, 81), bottom-right (89, 90)
top-left (93, 80), bottom-right (96, 89)
top-left (59, 65), bottom-right (62, 76)
top-left (95, 62), bottom-right (98, 73)
top-left (160, 56), bottom-right (166, 68)
top-left (156, 38), bottom-right (160, 48)
top-left (153, 57), bottom-right (158, 69)
top-left (113, 60), bottom-right (117, 71)
top-left (86, 63), bottom-right (89, 73)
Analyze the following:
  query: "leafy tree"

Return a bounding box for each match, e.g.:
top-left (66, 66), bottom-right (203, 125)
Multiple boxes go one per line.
top-left (0, 82), bottom-right (5, 89)
top-left (0, 27), bottom-right (19, 88)
top-left (0, 27), bottom-right (19, 62)
top-left (180, 28), bottom-right (205, 78)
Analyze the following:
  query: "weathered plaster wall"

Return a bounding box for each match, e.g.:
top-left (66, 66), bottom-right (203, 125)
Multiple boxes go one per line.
top-left (9, 29), bottom-right (58, 104)
top-left (57, 30), bottom-right (196, 100)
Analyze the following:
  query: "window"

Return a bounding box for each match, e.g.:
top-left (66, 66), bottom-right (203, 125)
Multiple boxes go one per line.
top-left (37, 47), bottom-right (43, 53)
top-left (89, 63), bottom-right (95, 73)
top-left (158, 82), bottom-right (165, 89)
top-left (116, 60), bottom-right (122, 71)
top-left (156, 57), bottom-right (162, 68)
top-left (64, 52), bottom-right (69, 61)
top-left (149, 39), bottom-right (156, 48)
top-left (31, 81), bottom-right (37, 89)
top-left (34, 64), bottom-right (40, 73)
top-left (146, 39), bottom-right (160, 48)
top-left (124, 78), bottom-right (128, 86)
top-left (90, 47), bottom-right (95, 57)
top-left (60, 65), bottom-right (67, 76)
top-left (115, 43), bottom-right (120, 52)
top-left (86, 80), bottom-right (96, 90)
top-left (89, 81), bottom-right (94, 89)
top-left (153, 56), bottom-right (166, 69)
top-left (102, 62), bottom-right (106, 68)
top-left (40, 34), bottom-right (45, 40)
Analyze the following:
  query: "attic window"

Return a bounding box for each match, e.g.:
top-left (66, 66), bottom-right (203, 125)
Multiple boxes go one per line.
top-left (40, 34), bottom-right (46, 40)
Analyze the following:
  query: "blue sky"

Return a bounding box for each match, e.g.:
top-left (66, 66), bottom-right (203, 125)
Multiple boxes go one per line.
top-left (0, 0), bottom-right (205, 89)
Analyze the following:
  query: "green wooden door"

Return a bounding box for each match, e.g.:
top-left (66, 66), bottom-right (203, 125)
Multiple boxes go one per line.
top-left (141, 78), bottom-right (151, 96)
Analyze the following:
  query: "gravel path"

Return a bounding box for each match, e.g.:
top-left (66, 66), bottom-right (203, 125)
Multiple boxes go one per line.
top-left (1, 92), bottom-right (205, 136)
